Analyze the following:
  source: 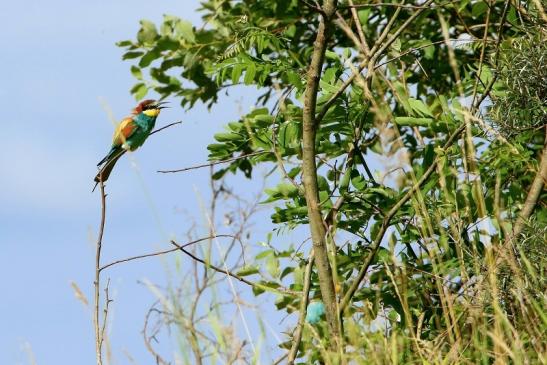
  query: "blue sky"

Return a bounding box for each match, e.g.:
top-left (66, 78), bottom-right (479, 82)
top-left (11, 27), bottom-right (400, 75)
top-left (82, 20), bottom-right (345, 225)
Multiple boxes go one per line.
top-left (0, 1), bottom-right (296, 364)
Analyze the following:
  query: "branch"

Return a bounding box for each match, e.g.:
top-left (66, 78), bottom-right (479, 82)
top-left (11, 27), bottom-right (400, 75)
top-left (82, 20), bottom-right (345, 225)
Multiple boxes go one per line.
top-left (287, 252), bottom-right (315, 364)
top-left (94, 179), bottom-right (107, 365)
top-left (375, 39), bottom-right (490, 69)
top-left (99, 235), bottom-right (236, 272)
top-left (315, 0), bottom-right (435, 124)
top-left (99, 279), bottom-right (112, 354)
top-left (301, 0), bottom-right (340, 341)
top-left (143, 304), bottom-right (170, 365)
top-left (340, 2), bottom-right (446, 10)
top-left (339, 123), bottom-right (466, 312)
top-left (157, 151), bottom-right (268, 174)
top-left (150, 120), bottom-right (182, 136)
top-left (298, 0), bottom-right (325, 15)
top-left (348, 0), bottom-right (371, 53)
top-left (169, 240), bottom-right (299, 296)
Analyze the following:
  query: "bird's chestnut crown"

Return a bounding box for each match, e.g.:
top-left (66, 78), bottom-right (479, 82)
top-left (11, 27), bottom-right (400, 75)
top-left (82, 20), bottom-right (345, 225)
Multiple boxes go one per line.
top-left (132, 99), bottom-right (169, 116)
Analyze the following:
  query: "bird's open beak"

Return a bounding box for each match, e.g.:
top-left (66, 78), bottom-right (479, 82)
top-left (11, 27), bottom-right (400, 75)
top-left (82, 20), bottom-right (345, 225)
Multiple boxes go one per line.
top-left (157, 101), bottom-right (170, 109)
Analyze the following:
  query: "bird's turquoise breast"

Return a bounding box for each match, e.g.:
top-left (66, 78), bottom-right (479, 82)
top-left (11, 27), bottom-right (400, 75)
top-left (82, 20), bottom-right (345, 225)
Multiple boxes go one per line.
top-left (126, 113), bottom-right (157, 150)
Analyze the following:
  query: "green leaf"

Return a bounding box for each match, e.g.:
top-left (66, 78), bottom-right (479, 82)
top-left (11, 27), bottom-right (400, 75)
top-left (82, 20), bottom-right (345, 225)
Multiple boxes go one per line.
top-left (137, 20), bottom-right (158, 45)
top-left (130, 65), bottom-right (143, 80)
top-left (377, 247), bottom-right (391, 263)
top-left (394, 117), bottom-right (433, 127)
top-left (176, 20), bottom-right (195, 43)
top-left (255, 249), bottom-right (274, 260)
top-left (286, 71), bottom-right (303, 90)
top-left (279, 122), bottom-right (299, 149)
top-left (122, 51), bottom-right (144, 60)
top-left (116, 40), bottom-right (133, 47)
top-left (236, 265), bottom-right (260, 276)
top-left (243, 62), bottom-right (256, 85)
top-left (231, 64), bottom-right (243, 84)
top-left (408, 98), bottom-right (433, 117)
top-left (266, 256), bottom-right (280, 277)
top-left (471, 2), bottom-right (488, 17)
top-left (253, 114), bottom-right (274, 127)
top-left (131, 83), bottom-right (147, 100)
top-left (325, 50), bottom-right (339, 61)
top-left (351, 169), bottom-right (367, 190)
top-left (280, 266), bottom-right (294, 280)
top-left (139, 49), bottom-right (160, 68)
top-left (357, 9), bottom-right (371, 25)
top-left (214, 132), bottom-right (242, 142)
top-left (339, 169), bottom-right (351, 191)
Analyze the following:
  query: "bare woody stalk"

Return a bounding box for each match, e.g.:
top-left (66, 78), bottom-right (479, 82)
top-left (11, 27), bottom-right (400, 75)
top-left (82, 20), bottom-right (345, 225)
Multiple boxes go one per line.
top-left (94, 179), bottom-right (107, 365)
top-left (287, 252), bottom-right (315, 364)
top-left (301, 0), bottom-right (340, 340)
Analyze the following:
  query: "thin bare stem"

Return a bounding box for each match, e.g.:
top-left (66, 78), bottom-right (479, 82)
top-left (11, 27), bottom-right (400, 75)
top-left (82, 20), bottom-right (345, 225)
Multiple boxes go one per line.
top-left (157, 151), bottom-right (268, 173)
top-left (99, 235), bottom-right (236, 272)
top-left (169, 240), bottom-right (299, 295)
top-left (100, 279), bottom-right (112, 353)
top-left (287, 252), bottom-right (315, 364)
top-left (150, 120), bottom-right (183, 136)
top-left (94, 179), bottom-right (107, 365)
top-left (143, 304), bottom-right (170, 365)
top-left (340, 2), bottom-right (447, 10)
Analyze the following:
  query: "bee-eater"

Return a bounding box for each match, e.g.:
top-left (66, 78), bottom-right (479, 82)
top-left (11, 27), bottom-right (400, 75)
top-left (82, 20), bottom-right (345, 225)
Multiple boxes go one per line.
top-left (93, 99), bottom-right (167, 191)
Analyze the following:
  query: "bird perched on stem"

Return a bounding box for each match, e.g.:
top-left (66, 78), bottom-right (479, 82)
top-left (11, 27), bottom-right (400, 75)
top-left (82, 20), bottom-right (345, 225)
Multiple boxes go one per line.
top-left (93, 99), bottom-right (168, 191)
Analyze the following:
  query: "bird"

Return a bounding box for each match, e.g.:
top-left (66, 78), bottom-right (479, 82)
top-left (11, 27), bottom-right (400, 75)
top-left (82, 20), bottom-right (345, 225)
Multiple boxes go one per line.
top-left (305, 301), bottom-right (325, 324)
top-left (93, 99), bottom-right (168, 191)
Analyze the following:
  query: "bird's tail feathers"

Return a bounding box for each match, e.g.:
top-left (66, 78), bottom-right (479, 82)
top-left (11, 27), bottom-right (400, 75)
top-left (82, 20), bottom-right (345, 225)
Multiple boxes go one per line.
top-left (97, 146), bottom-right (122, 167)
top-left (92, 148), bottom-right (126, 192)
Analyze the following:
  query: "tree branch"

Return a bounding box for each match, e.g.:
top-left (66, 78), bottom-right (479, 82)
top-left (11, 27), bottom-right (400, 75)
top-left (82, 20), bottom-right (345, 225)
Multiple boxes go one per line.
top-left (150, 120), bottom-right (182, 136)
top-left (301, 0), bottom-right (340, 341)
top-left (99, 235), bottom-right (236, 272)
top-left (339, 2), bottom-right (446, 10)
top-left (287, 252), bottom-right (315, 364)
top-left (315, 0), bottom-right (435, 124)
top-left (169, 240), bottom-right (299, 296)
top-left (157, 151), bottom-right (268, 174)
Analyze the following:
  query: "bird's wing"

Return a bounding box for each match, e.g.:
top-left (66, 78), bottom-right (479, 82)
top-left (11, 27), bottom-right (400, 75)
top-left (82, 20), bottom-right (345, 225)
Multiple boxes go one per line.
top-left (112, 117), bottom-right (138, 146)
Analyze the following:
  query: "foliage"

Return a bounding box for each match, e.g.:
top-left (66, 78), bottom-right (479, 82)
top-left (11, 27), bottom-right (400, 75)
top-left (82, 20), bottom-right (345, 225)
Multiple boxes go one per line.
top-left (119, 0), bottom-right (547, 363)
top-left (489, 25), bottom-right (547, 136)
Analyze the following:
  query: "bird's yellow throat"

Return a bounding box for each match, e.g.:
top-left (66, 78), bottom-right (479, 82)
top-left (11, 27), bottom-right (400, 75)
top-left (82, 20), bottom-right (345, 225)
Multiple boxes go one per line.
top-left (143, 109), bottom-right (160, 117)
